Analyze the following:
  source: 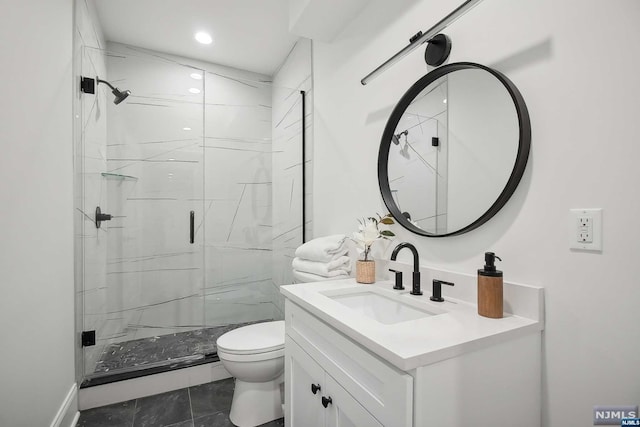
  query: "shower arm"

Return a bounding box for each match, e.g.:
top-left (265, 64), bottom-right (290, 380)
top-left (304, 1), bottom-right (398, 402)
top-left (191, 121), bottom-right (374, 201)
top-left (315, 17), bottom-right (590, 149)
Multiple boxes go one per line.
top-left (96, 78), bottom-right (117, 91)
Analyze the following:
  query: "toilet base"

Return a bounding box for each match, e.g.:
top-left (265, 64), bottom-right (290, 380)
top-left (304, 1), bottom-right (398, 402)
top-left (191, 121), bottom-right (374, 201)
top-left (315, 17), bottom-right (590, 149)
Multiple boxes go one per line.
top-left (229, 374), bottom-right (284, 427)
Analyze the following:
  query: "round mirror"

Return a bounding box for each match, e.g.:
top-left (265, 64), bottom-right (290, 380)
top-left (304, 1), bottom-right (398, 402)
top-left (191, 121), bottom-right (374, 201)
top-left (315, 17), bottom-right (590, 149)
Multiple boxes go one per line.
top-left (378, 62), bottom-right (531, 237)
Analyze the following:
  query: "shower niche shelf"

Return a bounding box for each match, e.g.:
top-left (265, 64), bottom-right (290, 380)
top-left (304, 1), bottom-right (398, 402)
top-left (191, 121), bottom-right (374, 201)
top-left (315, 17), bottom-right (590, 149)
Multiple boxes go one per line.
top-left (101, 172), bottom-right (138, 181)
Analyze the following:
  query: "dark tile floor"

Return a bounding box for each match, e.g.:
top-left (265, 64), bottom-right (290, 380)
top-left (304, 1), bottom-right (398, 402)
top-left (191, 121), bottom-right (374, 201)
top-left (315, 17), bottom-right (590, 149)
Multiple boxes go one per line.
top-left (95, 323), bottom-right (259, 374)
top-left (77, 378), bottom-right (284, 427)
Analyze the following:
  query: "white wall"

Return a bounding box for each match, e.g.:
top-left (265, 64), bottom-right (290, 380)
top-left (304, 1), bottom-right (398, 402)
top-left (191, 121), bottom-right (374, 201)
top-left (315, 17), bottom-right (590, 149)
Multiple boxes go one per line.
top-left (313, 0), bottom-right (640, 426)
top-left (0, 0), bottom-right (76, 425)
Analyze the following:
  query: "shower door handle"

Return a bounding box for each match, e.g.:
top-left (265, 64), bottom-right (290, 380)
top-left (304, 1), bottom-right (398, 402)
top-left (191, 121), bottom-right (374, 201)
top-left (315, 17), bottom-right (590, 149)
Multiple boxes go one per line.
top-left (189, 211), bottom-right (195, 244)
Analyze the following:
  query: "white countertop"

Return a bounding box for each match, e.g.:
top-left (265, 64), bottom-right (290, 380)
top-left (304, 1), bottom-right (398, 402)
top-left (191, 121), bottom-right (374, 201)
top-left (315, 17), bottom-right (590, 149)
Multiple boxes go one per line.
top-left (281, 278), bottom-right (543, 371)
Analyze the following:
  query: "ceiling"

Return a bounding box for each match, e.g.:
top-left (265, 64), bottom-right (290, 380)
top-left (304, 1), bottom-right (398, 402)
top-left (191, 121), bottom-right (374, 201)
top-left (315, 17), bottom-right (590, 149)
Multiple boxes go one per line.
top-left (92, 0), bottom-right (300, 76)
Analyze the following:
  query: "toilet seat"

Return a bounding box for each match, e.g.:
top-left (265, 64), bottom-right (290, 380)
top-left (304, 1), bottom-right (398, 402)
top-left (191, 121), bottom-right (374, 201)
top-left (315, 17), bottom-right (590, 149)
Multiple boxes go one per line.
top-left (217, 347), bottom-right (284, 362)
top-left (217, 320), bottom-right (285, 361)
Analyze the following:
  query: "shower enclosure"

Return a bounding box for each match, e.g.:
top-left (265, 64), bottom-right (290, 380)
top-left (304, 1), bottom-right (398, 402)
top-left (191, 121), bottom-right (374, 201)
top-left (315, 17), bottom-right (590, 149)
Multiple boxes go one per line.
top-left (75, 42), bottom-right (310, 386)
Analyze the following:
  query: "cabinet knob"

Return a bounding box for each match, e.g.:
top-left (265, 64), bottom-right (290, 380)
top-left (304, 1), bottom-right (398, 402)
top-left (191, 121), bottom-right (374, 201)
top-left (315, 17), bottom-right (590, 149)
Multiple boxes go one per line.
top-left (311, 383), bottom-right (321, 395)
top-left (321, 396), bottom-right (333, 408)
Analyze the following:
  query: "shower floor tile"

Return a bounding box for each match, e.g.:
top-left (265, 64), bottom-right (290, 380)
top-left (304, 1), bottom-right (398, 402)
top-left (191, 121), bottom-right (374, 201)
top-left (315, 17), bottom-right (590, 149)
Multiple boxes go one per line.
top-left (94, 322), bottom-right (260, 374)
top-left (77, 378), bottom-right (285, 427)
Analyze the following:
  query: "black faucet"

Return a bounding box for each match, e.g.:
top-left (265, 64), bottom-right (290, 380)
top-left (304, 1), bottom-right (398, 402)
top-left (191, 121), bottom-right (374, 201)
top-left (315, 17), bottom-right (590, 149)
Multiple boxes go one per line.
top-left (430, 279), bottom-right (455, 302)
top-left (390, 243), bottom-right (422, 295)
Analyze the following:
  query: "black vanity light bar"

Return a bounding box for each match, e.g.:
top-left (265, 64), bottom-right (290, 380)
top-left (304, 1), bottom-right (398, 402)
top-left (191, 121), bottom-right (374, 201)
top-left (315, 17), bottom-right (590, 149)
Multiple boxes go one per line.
top-left (360, 0), bottom-right (484, 85)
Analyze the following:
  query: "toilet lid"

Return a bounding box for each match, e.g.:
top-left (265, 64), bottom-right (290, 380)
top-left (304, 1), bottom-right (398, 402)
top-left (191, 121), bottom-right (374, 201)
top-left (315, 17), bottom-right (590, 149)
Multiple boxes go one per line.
top-left (216, 321), bottom-right (285, 355)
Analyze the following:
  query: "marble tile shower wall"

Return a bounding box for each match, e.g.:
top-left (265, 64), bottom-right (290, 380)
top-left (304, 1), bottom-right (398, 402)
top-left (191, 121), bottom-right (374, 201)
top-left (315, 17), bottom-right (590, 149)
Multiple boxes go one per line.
top-left (201, 52), bottom-right (276, 328)
top-left (74, 0), bottom-right (111, 377)
top-left (93, 43), bottom-right (279, 354)
top-left (271, 39), bottom-right (313, 314)
top-left (103, 47), bottom-right (206, 346)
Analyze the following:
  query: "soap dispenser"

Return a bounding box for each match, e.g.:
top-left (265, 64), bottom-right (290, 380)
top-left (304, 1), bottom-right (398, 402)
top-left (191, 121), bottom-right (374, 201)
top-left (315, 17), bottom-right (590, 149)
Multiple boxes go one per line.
top-left (477, 252), bottom-right (503, 318)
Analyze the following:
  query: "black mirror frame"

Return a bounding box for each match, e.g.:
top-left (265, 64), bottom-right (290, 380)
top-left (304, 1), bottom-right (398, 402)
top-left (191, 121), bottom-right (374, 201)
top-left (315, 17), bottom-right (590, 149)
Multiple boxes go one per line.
top-left (378, 62), bottom-right (531, 237)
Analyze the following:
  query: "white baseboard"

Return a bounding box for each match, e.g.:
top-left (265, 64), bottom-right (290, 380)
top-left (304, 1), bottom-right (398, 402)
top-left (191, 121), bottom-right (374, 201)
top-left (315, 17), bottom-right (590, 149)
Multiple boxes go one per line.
top-left (79, 361), bottom-right (231, 410)
top-left (70, 412), bottom-right (80, 427)
top-left (50, 384), bottom-right (79, 427)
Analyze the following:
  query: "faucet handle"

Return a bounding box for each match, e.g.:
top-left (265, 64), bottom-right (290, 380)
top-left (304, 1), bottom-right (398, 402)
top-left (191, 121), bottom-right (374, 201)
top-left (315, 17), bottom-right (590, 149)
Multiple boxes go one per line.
top-left (430, 279), bottom-right (455, 302)
top-left (389, 269), bottom-right (405, 290)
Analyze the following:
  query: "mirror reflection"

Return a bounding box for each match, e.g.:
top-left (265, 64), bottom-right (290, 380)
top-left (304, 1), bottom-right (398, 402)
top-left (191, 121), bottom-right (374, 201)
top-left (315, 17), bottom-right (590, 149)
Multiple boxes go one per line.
top-left (385, 67), bottom-right (521, 235)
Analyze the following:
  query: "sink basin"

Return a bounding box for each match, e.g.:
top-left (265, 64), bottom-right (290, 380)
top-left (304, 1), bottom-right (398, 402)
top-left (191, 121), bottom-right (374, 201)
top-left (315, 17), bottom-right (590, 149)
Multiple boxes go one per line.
top-left (323, 288), bottom-right (444, 325)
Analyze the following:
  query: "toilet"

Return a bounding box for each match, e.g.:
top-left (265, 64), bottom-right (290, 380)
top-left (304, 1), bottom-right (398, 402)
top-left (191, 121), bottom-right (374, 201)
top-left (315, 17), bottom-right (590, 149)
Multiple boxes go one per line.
top-left (217, 320), bottom-right (285, 427)
top-left (216, 272), bottom-right (323, 426)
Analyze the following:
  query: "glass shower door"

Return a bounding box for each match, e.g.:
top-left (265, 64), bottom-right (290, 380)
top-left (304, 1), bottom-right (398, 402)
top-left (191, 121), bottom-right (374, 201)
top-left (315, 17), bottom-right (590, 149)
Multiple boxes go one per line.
top-left (80, 46), bottom-right (205, 380)
top-left (201, 71), bottom-right (276, 333)
top-left (77, 41), bottom-right (310, 383)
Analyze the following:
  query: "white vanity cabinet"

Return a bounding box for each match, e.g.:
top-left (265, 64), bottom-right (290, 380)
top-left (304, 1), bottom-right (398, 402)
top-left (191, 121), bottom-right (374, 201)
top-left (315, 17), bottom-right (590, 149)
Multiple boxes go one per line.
top-left (287, 338), bottom-right (383, 427)
top-left (282, 278), bottom-right (543, 427)
top-left (285, 300), bottom-right (413, 427)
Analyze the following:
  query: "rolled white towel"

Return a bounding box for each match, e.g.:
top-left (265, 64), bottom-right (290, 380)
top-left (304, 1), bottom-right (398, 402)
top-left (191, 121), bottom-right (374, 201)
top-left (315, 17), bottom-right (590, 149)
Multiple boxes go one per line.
top-left (292, 256), bottom-right (351, 277)
top-left (293, 270), bottom-right (350, 284)
top-left (294, 234), bottom-right (348, 263)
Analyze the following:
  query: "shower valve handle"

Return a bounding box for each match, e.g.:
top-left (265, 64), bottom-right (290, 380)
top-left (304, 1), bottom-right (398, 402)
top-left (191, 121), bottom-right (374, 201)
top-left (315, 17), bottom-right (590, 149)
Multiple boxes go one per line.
top-left (95, 206), bottom-right (112, 229)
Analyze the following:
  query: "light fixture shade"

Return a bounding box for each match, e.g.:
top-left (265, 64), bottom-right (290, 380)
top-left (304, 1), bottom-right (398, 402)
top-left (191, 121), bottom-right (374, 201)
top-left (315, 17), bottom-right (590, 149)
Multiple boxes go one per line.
top-left (361, 0), bottom-right (483, 85)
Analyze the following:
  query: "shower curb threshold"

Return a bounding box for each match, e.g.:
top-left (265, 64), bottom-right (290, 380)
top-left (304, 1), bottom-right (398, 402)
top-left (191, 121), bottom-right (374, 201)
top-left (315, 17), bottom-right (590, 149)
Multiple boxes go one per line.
top-left (81, 353), bottom-right (220, 388)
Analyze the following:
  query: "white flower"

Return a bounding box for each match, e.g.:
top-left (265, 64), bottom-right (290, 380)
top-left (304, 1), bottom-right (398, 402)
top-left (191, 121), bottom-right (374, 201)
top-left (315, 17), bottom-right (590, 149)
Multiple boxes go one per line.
top-left (350, 214), bottom-right (396, 261)
top-left (352, 218), bottom-right (382, 249)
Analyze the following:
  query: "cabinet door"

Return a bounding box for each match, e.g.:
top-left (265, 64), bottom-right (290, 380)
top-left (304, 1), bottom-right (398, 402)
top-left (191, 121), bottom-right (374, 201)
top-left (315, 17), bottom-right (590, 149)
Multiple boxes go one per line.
top-left (286, 300), bottom-right (413, 427)
top-left (324, 375), bottom-right (383, 427)
top-left (286, 337), bottom-right (325, 427)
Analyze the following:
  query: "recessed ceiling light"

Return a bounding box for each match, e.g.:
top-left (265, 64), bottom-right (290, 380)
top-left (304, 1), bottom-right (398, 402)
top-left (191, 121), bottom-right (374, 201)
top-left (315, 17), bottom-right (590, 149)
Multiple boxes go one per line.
top-left (190, 73), bottom-right (203, 80)
top-left (443, 98), bottom-right (447, 104)
top-left (189, 88), bottom-right (201, 94)
top-left (183, 127), bottom-right (192, 131)
top-left (194, 32), bottom-right (213, 45)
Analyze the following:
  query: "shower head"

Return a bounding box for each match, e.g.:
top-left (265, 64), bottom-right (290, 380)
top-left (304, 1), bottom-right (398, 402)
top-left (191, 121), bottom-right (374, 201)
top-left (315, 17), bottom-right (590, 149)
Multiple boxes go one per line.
top-left (112, 88), bottom-right (131, 105)
top-left (392, 130), bottom-right (408, 145)
top-left (97, 78), bottom-right (131, 105)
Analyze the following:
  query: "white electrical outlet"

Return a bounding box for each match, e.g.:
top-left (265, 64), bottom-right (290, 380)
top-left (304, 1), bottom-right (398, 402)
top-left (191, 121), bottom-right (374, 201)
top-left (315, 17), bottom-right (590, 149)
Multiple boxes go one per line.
top-left (569, 208), bottom-right (602, 251)
top-left (577, 216), bottom-right (593, 243)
